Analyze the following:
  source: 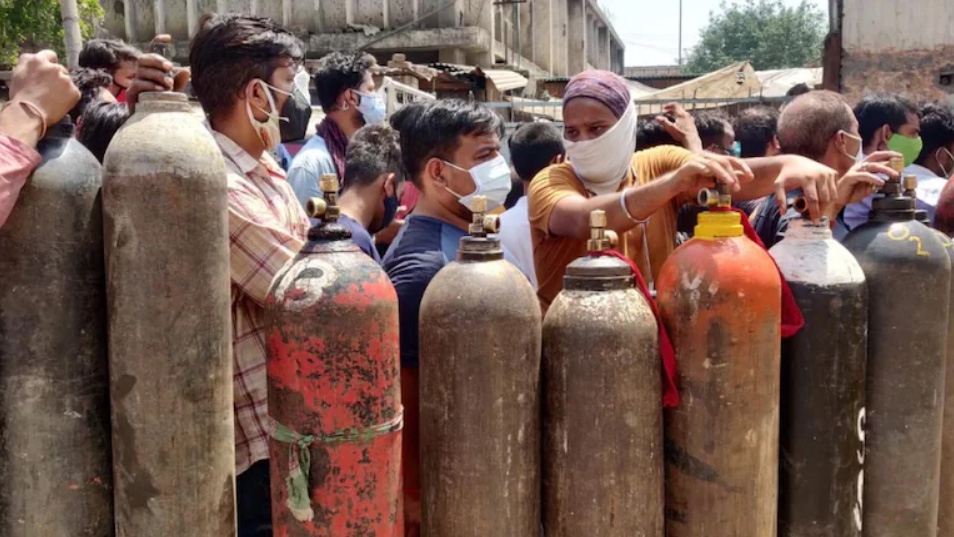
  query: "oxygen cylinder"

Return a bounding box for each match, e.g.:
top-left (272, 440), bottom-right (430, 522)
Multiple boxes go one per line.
top-left (102, 92), bottom-right (235, 536)
top-left (769, 216), bottom-right (867, 537)
top-left (658, 186), bottom-right (782, 537)
top-left (542, 211), bottom-right (662, 537)
top-left (419, 196), bottom-right (541, 537)
top-left (842, 173), bottom-right (951, 537)
top-left (265, 175), bottom-right (403, 536)
top-left (0, 120), bottom-right (112, 536)
top-left (935, 227), bottom-right (954, 537)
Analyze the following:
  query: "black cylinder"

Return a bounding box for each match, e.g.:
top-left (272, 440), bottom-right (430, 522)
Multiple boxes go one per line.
top-left (769, 219), bottom-right (866, 537)
top-left (842, 190), bottom-right (951, 537)
top-left (0, 121), bottom-right (113, 535)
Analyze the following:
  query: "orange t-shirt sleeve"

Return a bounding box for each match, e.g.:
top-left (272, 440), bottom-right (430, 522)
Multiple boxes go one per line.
top-left (528, 163), bottom-right (585, 238)
top-left (633, 145), bottom-right (695, 185)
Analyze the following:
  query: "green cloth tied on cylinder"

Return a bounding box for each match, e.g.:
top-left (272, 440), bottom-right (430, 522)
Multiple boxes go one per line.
top-left (270, 410), bottom-right (405, 523)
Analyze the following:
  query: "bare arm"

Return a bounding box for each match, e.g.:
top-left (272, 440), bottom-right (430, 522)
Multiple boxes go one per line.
top-left (549, 155), bottom-right (740, 240)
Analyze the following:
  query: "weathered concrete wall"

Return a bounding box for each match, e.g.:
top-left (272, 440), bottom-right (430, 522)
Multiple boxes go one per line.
top-left (841, 46), bottom-right (954, 104)
top-left (567, 0), bottom-right (585, 74)
top-left (841, 0), bottom-right (954, 102)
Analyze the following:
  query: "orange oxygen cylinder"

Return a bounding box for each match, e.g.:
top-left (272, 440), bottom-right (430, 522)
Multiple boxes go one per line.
top-left (657, 186), bottom-right (782, 537)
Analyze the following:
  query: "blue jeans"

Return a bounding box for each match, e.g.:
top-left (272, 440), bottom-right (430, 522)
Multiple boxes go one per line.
top-left (237, 459), bottom-right (272, 537)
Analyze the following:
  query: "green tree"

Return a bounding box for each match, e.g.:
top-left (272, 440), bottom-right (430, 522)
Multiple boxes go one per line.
top-left (685, 0), bottom-right (826, 73)
top-left (0, 0), bottom-right (103, 67)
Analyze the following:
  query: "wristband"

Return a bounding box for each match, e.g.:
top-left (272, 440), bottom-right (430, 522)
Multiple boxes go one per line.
top-left (620, 188), bottom-right (649, 224)
top-left (2, 100), bottom-right (47, 139)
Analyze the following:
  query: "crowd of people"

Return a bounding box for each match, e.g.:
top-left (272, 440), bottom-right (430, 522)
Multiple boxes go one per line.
top-left (3, 11), bottom-right (954, 537)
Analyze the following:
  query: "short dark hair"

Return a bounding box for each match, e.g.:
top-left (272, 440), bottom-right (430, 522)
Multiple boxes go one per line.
top-left (637, 117), bottom-right (679, 150)
top-left (915, 102), bottom-right (954, 166)
top-left (69, 67), bottom-right (113, 121)
top-left (778, 90), bottom-right (854, 161)
top-left (786, 83), bottom-right (811, 97)
top-left (694, 111), bottom-right (731, 149)
top-left (854, 93), bottom-right (918, 148)
top-left (78, 39), bottom-right (140, 73)
top-left (313, 51), bottom-right (377, 114)
top-left (508, 122), bottom-right (564, 182)
top-left (342, 124), bottom-right (403, 190)
top-left (389, 100), bottom-right (502, 188)
top-left (189, 14), bottom-right (304, 118)
top-left (77, 101), bottom-right (129, 163)
top-left (733, 106), bottom-right (779, 158)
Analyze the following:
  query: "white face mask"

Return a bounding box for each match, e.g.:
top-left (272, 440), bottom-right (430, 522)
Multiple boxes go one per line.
top-left (356, 90), bottom-right (387, 125)
top-left (246, 79), bottom-right (290, 152)
top-left (442, 154), bottom-right (513, 211)
top-left (838, 130), bottom-right (863, 162)
top-left (564, 103), bottom-right (638, 195)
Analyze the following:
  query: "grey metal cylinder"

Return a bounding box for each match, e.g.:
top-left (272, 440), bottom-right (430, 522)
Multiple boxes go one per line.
top-left (103, 92), bottom-right (235, 537)
top-left (419, 234), bottom-right (541, 537)
top-left (842, 197), bottom-right (951, 537)
top-left (0, 121), bottom-right (113, 536)
top-left (542, 254), bottom-right (663, 537)
top-left (770, 219), bottom-right (867, 537)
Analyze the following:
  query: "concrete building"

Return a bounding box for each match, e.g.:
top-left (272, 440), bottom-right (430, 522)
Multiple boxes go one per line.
top-left (828, 0), bottom-right (954, 103)
top-left (100, 0), bottom-right (625, 76)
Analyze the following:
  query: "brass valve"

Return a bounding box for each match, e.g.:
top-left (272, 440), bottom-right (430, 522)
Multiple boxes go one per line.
top-left (306, 174), bottom-right (341, 222)
top-left (789, 195), bottom-right (809, 216)
top-left (469, 196), bottom-right (499, 237)
top-left (587, 210), bottom-right (617, 252)
top-left (697, 183), bottom-right (732, 209)
top-left (889, 156), bottom-right (905, 175)
top-left (903, 174), bottom-right (918, 197)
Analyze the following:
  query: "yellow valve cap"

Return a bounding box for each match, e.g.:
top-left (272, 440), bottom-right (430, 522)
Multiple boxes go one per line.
top-left (694, 211), bottom-right (744, 240)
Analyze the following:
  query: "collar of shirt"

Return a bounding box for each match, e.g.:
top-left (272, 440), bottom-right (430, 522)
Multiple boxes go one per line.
top-left (905, 163), bottom-right (940, 180)
top-left (209, 127), bottom-right (284, 179)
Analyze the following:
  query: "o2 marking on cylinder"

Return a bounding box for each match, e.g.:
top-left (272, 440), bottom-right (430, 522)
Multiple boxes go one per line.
top-left (887, 226), bottom-right (929, 257)
top-left (853, 407), bottom-right (866, 532)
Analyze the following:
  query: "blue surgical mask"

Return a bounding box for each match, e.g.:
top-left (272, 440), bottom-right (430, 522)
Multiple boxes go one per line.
top-left (356, 90), bottom-right (386, 125)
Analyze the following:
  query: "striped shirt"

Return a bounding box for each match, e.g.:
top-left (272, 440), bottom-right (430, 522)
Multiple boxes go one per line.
top-left (214, 131), bottom-right (309, 475)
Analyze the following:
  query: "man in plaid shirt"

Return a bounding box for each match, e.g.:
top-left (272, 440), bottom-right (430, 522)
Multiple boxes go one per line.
top-left (130, 13), bottom-right (310, 537)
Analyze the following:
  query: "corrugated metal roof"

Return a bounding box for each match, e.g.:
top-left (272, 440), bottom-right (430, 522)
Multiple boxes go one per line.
top-left (484, 69), bottom-right (529, 92)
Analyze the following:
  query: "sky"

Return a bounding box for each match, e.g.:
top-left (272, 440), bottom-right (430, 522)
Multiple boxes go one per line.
top-left (600, 0), bottom-right (829, 67)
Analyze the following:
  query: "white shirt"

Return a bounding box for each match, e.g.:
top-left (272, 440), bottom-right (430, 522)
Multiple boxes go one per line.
top-left (843, 159), bottom-right (948, 230)
top-left (499, 196), bottom-right (538, 290)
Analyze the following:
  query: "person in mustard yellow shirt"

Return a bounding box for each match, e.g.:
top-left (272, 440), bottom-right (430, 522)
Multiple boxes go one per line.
top-left (529, 70), bottom-right (842, 313)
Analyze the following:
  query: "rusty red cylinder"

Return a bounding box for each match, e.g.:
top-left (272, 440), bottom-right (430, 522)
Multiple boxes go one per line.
top-left (265, 193), bottom-right (403, 536)
top-left (657, 208), bottom-right (781, 537)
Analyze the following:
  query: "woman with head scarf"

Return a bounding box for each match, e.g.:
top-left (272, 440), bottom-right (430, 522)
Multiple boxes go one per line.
top-left (528, 70), bottom-right (840, 313)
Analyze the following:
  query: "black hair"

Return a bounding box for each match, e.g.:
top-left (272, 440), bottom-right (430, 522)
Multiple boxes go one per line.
top-left (189, 14), bottom-right (304, 118)
top-left (77, 101), bottom-right (129, 163)
top-left (389, 100), bottom-right (503, 188)
top-left (786, 83), bottom-right (811, 97)
top-left (733, 106), bottom-right (779, 158)
top-left (508, 122), bottom-right (564, 182)
top-left (78, 39), bottom-right (141, 73)
top-left (636, 116), bottom-right (680, 150)
top-left (693, 111), bottom-right (731, 150)
top-left (915, 102), bottom-right (954, 166)
top-left (69, 67), bottom-right (113, 121)
top-left (313, 51), bottom-right (377, 114)
top-left (342, 124), bottom-right (404, 190)
top-left (854, 92), bottom-right (919, 148)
